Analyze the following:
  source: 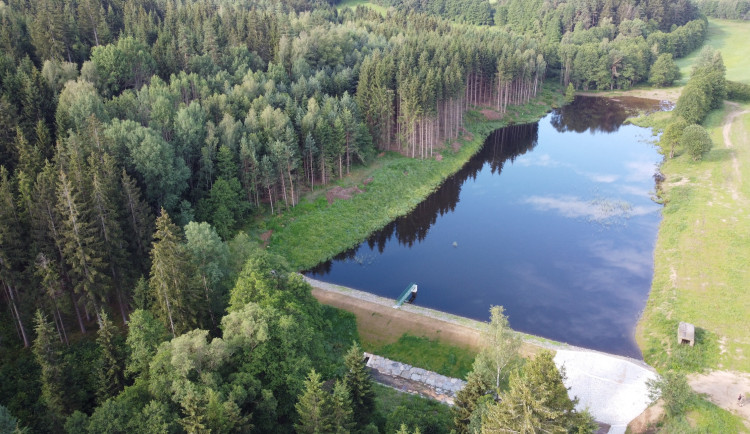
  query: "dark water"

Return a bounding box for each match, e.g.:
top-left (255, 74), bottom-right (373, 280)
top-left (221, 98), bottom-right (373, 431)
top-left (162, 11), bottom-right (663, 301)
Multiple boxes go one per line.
top-left (308, 96), bottom-right (667, 358)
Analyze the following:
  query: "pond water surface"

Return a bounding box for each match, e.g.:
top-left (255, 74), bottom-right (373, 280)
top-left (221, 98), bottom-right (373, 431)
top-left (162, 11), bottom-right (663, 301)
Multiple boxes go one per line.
top-left (307, 96), bottom-right (667, 358)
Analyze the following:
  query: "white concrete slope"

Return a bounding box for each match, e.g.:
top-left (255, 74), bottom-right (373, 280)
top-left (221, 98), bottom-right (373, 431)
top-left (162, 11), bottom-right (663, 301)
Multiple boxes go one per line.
top-left (554, 349), bottom-right (658, 434)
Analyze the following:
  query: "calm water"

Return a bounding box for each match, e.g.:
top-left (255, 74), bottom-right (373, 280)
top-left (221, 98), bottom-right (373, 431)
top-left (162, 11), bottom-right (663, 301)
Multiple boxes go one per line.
top-left (308, 96), bottom-right (667, 358)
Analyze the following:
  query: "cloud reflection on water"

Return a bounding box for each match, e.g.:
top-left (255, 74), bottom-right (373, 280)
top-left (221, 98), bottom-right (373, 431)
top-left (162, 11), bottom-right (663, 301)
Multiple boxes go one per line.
top-left (522, 195), bottom-right (659, 223)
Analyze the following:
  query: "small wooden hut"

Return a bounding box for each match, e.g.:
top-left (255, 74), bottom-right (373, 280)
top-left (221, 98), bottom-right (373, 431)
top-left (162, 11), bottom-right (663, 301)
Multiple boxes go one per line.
top-left (677, 322), bottom-right (695, 346)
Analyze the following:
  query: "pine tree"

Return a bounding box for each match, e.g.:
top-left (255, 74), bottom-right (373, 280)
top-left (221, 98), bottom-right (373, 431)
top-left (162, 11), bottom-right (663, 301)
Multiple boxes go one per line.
top-left (149, 209), bottom-right (200, 336)
top-left (56, 168), bottom-right (108, 319)
top-left (96, 311), bottom-right (125, 403)
top-left (330, 380), bottom-right (355, 434)
top-left (33, 310), bottom-right (65, 423)
top-left (120, 169), bottom-right (154, 273)
top-left (295, 369), bottom-right (332, 434)
top-left (452, 370), bottom-right (490, 433)
top-left (343, 342), bottom-right (374, 427)
top-left (88, 153), bottom-right (129, 323)
top-left (482, 351), bottom-right (586, 434)
top-left (0, 166), bottom-right (30, 347)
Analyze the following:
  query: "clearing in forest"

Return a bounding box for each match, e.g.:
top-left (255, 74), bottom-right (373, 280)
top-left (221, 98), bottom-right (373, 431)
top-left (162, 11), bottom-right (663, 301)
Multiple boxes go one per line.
top-left (675, 18), bottom-right (750, 84)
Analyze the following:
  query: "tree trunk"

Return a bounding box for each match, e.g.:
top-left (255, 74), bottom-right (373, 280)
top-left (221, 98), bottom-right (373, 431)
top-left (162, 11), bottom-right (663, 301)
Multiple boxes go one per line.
top-left (3, 282), bottom-right (29, 347)
top-left (71, 292), bottom-right (86, 333)
top-left (201, 274), bottom-right (216, 328)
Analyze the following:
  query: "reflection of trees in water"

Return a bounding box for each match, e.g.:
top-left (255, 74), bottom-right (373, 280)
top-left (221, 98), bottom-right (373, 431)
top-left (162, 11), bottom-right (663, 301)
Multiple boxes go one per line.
top-left (550, 96), bottom-right (663, 134)
top-left (308, 123), bottom-right (539, 275)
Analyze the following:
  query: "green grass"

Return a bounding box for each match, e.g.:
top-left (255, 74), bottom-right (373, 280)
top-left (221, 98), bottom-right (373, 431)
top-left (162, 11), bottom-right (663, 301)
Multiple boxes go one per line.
top-left (258, 84), bottom-right (565, 270)
top-left (675, 19), bottom-right (750, 84)
top-left (372, 383), bottom-right (454, 433)
top-left (319, 305), bottom-right (361, 375)
top-left (636, 103), bottom-right (750, 373)
top-left (626, 110), bottom-right (673, 133)
top-left (363, 333), bottom-right (477, 380)
top-left (336, 0), bottom-right (388, 15)
top-left (656, 394), bottom-right (747, 433)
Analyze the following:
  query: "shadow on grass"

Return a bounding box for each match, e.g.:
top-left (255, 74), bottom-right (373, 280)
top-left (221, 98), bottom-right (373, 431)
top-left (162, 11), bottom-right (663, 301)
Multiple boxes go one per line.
top-left (643, 316), bottom-right (719, 373)
top-left (704, 148), bottom-right (733, 163)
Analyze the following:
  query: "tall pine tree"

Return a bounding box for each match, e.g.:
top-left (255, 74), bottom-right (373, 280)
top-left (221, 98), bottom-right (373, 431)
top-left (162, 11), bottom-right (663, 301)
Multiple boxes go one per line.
top-left (343, 342), bottom-right (374, 428)
top-left (96, 311), bottom-right (125, 403)
top-left (148, 209), bottom-right (200, 336)
top-left (295, 369), bottom-right (332, 434)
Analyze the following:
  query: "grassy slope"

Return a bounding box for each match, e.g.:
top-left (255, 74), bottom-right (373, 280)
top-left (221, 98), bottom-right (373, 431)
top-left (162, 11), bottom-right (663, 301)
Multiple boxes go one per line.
top-left (636, 106), bottom-right (750, 373)
top-left (637, 17), bottom-right (750, 374)
top-left (336, 0), bottom-right (388, 15)
top-left (262, 84), bottom-right (564, 270)
top-left (619, 19), bottom-right (750, 430)
top-left (675, 19), bottom-right (750, 85)
top-left (364, 333), bottom-right (477, 379)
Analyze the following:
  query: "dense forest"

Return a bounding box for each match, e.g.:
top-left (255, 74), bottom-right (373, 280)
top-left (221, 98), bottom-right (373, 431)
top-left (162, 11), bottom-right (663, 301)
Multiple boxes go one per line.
top-left (0, 0), bottom-right (711, 432)
top-left (694, 0), bottom-right (750, 19)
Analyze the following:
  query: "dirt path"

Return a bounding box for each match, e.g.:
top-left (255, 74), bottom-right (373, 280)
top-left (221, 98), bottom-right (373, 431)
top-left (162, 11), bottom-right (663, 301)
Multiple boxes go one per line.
top-left (688, 371), bottom-right (750, 426)
top-left (682, 104), bottom-right (750, 427)
top-left (721, 101), bottom-right (750, 202)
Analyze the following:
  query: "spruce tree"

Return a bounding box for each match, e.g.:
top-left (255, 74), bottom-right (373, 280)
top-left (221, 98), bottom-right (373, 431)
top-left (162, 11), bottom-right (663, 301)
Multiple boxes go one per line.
top-left (330, 380), bottom-right (355, 434)
top-left (88, 153), bottom-right (129, 323)
top-left (32, 310), bottom-right (65, 423)
top-left (149, 209), bottom-right (200, 336)
top-left (452, 370), bottom-right (490, 433)
top-left (120, 169), bottom-right (154, 273)
top-left (343, 342), bottom-right (374, 427)
top-left (482, 351), bottom-right (587, 434)
top-left (96, 311), bottom-right (125, 403)
top-left (295, 369), bottom-right (332, 434)
top-left (56, 168), bottom-right (108, 318)
top-left (0, 166), bottom-right (30, 347)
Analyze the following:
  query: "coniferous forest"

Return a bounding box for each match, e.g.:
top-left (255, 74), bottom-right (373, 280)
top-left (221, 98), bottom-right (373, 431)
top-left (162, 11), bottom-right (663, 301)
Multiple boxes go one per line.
top-left (0, 0), bottom-right (709, 432)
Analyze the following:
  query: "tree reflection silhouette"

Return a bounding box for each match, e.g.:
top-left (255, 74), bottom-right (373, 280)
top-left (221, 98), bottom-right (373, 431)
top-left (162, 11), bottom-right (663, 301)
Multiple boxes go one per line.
top-left (308, 123), bottom-right (539, 274)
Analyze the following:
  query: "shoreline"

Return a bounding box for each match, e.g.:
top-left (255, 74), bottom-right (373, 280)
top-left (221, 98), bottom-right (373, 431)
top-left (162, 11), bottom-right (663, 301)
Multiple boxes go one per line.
top-left (305, 275), bottom-right (655, 370)
top-left (306, 275), bottom-right (659, 433)
top-left (265, 84), bottom-right (567, 270)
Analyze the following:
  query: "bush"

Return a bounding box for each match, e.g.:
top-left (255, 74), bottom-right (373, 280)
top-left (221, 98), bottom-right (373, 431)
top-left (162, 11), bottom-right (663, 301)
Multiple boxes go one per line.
top-left (727, 81), bottom-right (750, 102)
top-left (647, 371), bottom-right (694, 416)
top-left (682, 124), bottom-right (713, 161)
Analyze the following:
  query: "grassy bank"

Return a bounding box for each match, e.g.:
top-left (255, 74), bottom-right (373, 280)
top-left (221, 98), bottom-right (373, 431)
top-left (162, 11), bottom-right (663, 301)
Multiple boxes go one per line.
top-left (372, 383), bottom-right (453, 433)
top-left (635, 102), bottom-right (750, 374)
top-left (259, 83), bottom-right (564, 270)
top-left (363, 333), bottom-right (476, 379)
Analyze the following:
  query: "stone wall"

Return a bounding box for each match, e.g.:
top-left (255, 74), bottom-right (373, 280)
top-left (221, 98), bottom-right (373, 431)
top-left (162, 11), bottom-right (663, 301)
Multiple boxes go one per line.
top-left (364, 352), bottom-right (467, 405)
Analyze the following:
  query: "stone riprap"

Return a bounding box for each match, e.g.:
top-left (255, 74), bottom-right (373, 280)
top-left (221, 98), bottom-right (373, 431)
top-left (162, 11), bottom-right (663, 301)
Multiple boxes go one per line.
top-left (364, 352), bottom-right (466, 405)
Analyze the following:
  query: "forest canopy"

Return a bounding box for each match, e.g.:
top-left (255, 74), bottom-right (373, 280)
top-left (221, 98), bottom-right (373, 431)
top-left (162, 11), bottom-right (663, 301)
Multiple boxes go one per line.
top-left (0, 0), bottom-right (712, 432)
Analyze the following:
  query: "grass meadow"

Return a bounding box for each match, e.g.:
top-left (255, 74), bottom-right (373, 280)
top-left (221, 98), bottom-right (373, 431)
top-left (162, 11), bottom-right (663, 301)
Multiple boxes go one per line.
top-left (675, 19), bottom-right (750, 84)
top-left (335, 0), bottom-right (388, 15)
top-left (636, 103), bottom-right (750, 374)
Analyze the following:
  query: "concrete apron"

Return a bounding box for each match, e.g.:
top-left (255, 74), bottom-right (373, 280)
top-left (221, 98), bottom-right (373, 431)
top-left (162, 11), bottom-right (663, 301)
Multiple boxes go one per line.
top-left (554, 349), bottom-right (658, 434)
